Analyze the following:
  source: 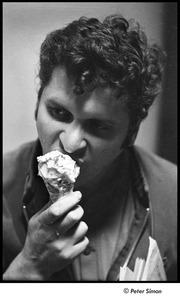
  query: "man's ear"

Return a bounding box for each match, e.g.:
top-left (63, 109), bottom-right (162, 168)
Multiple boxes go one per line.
top-left (35, 86), bottom-right (44, 120)
top-left (34, 100), bottom-right (40, 120)
top-left (127, 130), bottom-right (139, 146)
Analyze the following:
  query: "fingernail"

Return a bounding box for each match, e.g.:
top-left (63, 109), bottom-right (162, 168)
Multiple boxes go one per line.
top-left (76, 191), bottom-right (82, 200)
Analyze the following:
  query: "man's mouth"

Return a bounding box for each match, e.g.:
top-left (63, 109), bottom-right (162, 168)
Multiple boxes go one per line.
top-left (62, 153), bottom-right (84, 167)
top-left (74, 158), bottom-right (84, 168)
top-left (52, 148), bottom-right (84, 168)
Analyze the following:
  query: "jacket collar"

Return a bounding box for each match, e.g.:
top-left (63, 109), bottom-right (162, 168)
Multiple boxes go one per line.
top-left (22, 139), bottom-right (49, 222)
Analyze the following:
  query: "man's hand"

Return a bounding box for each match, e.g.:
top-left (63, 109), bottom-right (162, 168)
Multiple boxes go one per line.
top-left (3, 191), bottom-right (89, 280)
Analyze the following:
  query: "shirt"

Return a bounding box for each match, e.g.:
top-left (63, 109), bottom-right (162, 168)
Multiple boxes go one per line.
top-left (72, 187), bottom-right (135, 281)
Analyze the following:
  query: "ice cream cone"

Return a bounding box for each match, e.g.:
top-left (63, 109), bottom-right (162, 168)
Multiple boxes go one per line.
top-left (37, 150), bottom-right (80, 203)
top-left (43, 179), bottom-right (74, 203)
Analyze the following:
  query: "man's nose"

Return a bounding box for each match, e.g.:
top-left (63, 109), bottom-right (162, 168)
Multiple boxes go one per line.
top-left (59, 125), bottom-right (87, 154)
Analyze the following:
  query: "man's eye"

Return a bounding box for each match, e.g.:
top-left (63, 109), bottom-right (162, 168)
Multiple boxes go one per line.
top-left (47, 106), bottom-right (72, 122)
top-left (86, 120), bottom-right (111, 136)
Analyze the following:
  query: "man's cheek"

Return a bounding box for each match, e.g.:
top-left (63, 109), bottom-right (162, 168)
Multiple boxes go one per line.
top-left (100, 143), bottom-right (122, 159)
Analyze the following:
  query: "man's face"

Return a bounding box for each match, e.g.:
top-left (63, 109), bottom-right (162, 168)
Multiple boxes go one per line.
top-left (36, 67), bottom-right (130, 190)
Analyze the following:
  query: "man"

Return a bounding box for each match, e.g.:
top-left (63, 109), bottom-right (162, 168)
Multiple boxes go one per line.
top-left (3, 14), bottom-right (177, 281)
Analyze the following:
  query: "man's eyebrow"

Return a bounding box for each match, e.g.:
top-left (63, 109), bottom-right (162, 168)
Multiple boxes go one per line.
top-left (86, 115), bottom-right (122, 127)
top-left (45, 98), bottom-right (70, 110)
top-left (46, 98), bottom-right (66, 106)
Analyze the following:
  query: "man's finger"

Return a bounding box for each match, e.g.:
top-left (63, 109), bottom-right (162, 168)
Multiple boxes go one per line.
top-left (38, 191), bottom-right (82, 225)
top-left (72, 236), bottom-right (89, 258)
top-left (33, 200), bottom-right (52, 217)
top-left (56, 205), bottom-right (84, 234)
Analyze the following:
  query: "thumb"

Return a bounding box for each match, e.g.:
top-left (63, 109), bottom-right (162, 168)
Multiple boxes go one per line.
top-left (33, 200), bottom-right (52, 218)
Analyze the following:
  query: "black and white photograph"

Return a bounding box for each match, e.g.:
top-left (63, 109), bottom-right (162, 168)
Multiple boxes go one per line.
top-left (2, 1), bottom-right (178, 297)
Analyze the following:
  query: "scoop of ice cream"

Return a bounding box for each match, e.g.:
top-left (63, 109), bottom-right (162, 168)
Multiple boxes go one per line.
top-left (37, 150), bottom-right (80, 201)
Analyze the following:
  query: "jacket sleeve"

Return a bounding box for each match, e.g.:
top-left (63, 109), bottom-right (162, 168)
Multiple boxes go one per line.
top-left (3, 196), bottom-right (23, 273)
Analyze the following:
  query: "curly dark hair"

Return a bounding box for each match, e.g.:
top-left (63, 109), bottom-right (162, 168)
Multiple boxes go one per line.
top-left (36, 14), bottom-right (165, 146)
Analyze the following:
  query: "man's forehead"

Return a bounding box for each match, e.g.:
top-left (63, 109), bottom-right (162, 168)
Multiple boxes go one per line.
top-left (44, 67), bottom-right (129, 121)
top-left (49, 67), bottom-right (121, 99)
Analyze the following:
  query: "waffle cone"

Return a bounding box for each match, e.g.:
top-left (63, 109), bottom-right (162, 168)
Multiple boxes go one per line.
top-left (44, 180), bottom-right (74, 203)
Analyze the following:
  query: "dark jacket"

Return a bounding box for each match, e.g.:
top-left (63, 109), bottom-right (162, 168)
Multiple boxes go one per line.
top-left (3, 140), bottom-right (177, 281)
